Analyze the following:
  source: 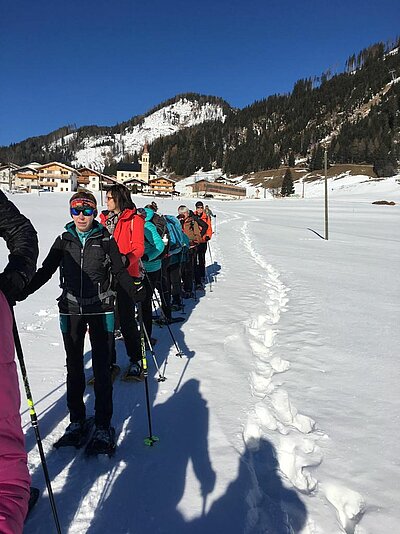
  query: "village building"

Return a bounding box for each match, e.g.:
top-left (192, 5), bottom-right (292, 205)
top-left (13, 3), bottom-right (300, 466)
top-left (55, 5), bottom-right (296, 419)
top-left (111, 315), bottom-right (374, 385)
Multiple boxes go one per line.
top-left (122, 177), bottom-right (147, 194)
top-left (77, 167), bottom-right (114, 193)
top-left (11, 163), bottom-right (43, 191)
top-left (0, 163), bottom-right (19, 191)
top-left (188, 179), bottom-right (246, 199)
top-left (116, 143), bottom-right (156, 184)
top-left (147, 176), bottom-right (176, 196)
top-left (28, 162), bottom-right (79, 192)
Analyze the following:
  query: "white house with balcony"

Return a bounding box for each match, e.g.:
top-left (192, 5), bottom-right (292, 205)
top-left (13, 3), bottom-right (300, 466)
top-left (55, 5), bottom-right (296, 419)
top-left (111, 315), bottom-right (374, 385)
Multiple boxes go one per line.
top-left (0, 163), bottom-right (19, 190)
top-left (36, 162), bottom-right (78, 192)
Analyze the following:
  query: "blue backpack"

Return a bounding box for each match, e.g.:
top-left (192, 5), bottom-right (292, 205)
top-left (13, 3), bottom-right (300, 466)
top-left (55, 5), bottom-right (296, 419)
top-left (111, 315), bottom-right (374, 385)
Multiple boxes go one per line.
top-left (164, 215), bottom-right (185, 256)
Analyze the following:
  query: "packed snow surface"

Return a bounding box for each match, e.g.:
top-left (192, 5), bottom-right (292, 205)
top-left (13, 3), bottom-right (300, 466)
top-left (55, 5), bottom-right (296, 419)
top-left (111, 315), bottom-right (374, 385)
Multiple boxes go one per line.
top-left (2, 175), bottom-right (399, 533)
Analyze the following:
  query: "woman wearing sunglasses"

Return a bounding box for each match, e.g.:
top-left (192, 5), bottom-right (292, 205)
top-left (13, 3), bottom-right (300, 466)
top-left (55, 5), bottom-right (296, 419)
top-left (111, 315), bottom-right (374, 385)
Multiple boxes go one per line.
top-left (18, 192), bottom-right (141, 455)
top-left (100, 184), bottom-right (145, 379)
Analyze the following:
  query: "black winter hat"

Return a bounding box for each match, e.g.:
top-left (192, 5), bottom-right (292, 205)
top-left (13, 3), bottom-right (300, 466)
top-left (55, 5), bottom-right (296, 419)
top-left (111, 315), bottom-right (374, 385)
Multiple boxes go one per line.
top-left (195, 201), bottom-right (204, 208)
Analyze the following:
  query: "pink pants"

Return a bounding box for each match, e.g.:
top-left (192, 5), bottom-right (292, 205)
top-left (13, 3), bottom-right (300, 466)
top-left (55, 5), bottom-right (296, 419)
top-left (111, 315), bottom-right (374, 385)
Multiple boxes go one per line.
top-left (0, 291), bottom-right (30, 533)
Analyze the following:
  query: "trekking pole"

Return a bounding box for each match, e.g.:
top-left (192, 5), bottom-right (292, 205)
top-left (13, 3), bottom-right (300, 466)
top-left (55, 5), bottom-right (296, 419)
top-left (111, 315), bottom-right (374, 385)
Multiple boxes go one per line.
top-left (206, 271), bottom-right (213, 292)
top-left (141, 317), bottom-right (166, 382)
top-left (137, 303), bottom-right (159, 447)
top-left (173, 356), bottom-right (191, 394)
top-left (205, 243), bottom-right (213, 293)
top-left (151, 295), bottom-right (163, 322)
top-left (208, 242), bottom-right (217, 284)
top-left (12, 313), bottom-right (62, 534)
top-left (145, 272), bottom-right (183, 357)
top-left (192, 249), bottom-right (198, 301)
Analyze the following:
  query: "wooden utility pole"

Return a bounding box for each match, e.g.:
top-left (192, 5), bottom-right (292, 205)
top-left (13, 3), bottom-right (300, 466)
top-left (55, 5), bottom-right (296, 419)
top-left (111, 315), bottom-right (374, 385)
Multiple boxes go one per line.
top-left (100, 172), bottom-right (104, 206)
top-left (324, 147), bottom-right (329, 240)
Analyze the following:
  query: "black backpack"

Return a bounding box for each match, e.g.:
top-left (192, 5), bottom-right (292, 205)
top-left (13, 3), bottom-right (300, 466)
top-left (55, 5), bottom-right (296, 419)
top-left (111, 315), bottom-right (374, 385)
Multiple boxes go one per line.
top-left (150, 212), bottom-right (170, 259)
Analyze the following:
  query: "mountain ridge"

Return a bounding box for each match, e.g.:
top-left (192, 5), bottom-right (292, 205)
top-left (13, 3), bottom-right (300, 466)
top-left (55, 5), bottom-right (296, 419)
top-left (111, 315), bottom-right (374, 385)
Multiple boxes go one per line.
top-left (1, 38), bottom-right (399, 177)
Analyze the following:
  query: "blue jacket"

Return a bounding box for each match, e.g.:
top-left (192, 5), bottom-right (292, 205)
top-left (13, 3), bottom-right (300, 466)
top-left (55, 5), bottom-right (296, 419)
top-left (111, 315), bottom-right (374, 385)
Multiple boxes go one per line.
top-left (142, 208), bottom-right (165, 273)
top-left (169, 232), bottom-right (190, 266)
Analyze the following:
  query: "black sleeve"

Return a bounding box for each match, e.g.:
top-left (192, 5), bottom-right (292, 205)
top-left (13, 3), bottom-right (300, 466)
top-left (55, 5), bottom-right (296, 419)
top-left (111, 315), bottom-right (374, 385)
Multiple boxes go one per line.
top-left (23, 237), bottom-right (63, 296)
top-left (0, 191), bottom-right (39, 285)
top-left (108, 236), bottom-right (138, 301)
top-left (194, 215), bottom-right (208, 237)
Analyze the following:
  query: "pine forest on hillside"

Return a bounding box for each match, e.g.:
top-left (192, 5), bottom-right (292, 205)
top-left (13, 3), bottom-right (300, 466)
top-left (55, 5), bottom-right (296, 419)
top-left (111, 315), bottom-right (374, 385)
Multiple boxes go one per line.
top-left (1, 39), bottom-right (400, 178)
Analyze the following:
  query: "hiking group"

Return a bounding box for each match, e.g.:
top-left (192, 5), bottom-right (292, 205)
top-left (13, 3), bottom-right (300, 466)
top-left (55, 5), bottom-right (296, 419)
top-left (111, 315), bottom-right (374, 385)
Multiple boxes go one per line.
top-left (0, 186), bottom-right (215, 533)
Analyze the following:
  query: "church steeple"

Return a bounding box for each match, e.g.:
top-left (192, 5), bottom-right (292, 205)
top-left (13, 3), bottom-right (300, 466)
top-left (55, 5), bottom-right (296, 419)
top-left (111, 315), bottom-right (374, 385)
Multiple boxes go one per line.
top-left (140, 141), bottom-right (150, 183)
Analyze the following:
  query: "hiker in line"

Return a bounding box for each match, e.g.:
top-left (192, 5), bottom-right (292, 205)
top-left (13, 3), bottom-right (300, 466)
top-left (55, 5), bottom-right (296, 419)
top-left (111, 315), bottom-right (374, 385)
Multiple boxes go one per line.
top-left (177, 206), bottom-right (207, 298)
top-left (194, 201), bottom-right (212, 289)
top-left (18, 192), bottom-right (144, 454)
top-left (204, 205), bottom-right (215, 218)
top-left (101, 184), bottom-right (145, 377)
top-left (165, 214), bottom-right (189, 311)
top-left (0, 191), bottom-right (38, 533)
top-left (141, 206), bottom-right (165, 346)
top-left (145, 203), bottom-right (172, 323)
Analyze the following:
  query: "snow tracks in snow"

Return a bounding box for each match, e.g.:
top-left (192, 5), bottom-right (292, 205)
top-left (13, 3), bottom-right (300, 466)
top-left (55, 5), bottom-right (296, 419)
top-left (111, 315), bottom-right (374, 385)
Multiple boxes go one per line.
top-left (239, 220), bottom-right (365, 534)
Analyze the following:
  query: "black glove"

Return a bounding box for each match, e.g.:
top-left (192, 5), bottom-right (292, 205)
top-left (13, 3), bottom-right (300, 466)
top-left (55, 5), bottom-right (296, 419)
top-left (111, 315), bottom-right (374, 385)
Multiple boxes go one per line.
top-left (205, 236), bottom-right (210, 241)
top-left (133, 279), bottom-right (146, 303)
top-left (0, 270), bottom-right (26, 305)
top-left (142, 254), bottom-right (149, 262)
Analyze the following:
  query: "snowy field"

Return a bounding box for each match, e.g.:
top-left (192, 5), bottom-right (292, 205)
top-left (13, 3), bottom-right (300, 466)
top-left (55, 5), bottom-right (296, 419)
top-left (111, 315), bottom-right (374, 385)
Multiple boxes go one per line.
top-left (1, 175), bottom-right (399, 533)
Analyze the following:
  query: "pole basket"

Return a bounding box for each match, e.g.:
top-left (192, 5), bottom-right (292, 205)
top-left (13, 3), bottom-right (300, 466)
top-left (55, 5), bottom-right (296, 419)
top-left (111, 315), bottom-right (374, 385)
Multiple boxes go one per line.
top-left (144, 435), bottom-right (160, 447)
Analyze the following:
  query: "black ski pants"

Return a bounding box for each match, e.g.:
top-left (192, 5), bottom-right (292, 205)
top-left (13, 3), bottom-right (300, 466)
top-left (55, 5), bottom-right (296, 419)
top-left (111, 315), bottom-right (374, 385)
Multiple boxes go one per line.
top-left (182, 248), bottom-right (196, 293)
top-left (142, 270), bottom-right (160, 340)
top-left (156, 257), bottom-right (172, 321)
top-left (195, 242), bottom-right (207, 283)
top-left (169, 261), bottom-right (182, 299)
top-left (60, 313), bottom-right (114, 429)
top-left (112, 283), bottom-right (141, 364)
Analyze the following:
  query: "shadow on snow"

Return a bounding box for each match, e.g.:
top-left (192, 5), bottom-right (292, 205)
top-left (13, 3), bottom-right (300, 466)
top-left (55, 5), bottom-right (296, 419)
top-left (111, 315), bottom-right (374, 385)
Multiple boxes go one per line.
top-left (23, 254), bottom-right (307, 533)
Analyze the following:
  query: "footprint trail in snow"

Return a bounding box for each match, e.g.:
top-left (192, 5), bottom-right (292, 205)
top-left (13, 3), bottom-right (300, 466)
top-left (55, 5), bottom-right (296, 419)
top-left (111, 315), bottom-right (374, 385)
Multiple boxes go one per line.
top-left (239, 220), bottom-right (365, 533)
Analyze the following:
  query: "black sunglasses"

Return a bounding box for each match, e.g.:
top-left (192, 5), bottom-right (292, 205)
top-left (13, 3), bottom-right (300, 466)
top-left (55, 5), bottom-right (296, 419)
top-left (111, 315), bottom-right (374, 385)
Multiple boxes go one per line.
top-left (70, 207), bottom-right (95, 217)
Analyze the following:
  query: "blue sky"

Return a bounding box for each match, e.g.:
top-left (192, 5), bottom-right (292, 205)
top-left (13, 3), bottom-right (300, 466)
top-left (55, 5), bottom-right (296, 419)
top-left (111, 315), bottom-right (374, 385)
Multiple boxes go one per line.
top-left (0, 0), bottom-right (399, 147)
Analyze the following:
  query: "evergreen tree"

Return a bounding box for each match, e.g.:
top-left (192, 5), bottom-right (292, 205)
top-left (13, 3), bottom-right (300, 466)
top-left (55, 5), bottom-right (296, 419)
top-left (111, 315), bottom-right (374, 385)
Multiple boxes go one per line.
top-left (281, 168), bottom-right (295, 197)
top-left (309, 145), bottom-right (323, 171)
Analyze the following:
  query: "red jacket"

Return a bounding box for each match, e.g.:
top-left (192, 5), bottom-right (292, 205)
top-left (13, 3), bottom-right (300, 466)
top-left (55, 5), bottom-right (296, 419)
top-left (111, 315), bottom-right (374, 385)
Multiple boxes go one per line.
top-left (100, 209), bottom-right (145, 278)
top-left (197, 211), bottom-right (212, 242)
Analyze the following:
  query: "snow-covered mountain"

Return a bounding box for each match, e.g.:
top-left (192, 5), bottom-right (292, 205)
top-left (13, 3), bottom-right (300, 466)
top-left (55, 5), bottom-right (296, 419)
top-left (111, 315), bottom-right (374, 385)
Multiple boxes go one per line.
top-left (49, 97), bottom-right (227, 171)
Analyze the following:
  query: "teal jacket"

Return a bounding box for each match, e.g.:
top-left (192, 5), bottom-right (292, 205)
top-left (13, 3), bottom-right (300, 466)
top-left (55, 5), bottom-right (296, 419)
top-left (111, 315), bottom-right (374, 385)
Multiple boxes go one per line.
top-left (142, 208), bottom-right (165, 272)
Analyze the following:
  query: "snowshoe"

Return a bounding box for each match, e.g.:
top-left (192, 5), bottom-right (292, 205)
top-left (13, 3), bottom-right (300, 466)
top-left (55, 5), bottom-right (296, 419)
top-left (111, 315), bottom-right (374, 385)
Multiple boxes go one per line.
top-left (153, 316), bottom-right (185, 326)
top-left (121, 362), bottom-right (144, 382)
top-left (26, 487), bottom-right (40, 518)
top-left (152, 316), bottom-right (164, 327)
top-left (53, 417), bottom-right (95, 449)
top-left (85, 426), bottom-right (116, 457)
top-left (87, 364), bottom-right (120, 386)
top-left (114, 329), bottom-right (123, 340)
